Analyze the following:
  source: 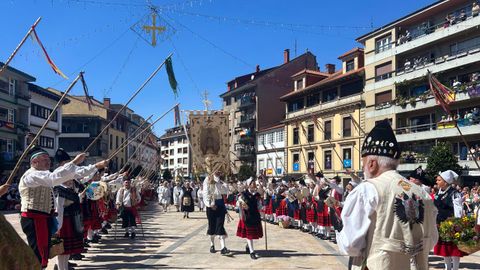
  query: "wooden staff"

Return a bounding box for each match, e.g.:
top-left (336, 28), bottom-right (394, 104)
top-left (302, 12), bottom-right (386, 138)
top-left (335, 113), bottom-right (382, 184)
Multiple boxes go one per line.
top-left (108, 103), bottom-right (178, 159)
top-left (115, 115), bottom-right (153, 169)
top-left (0, 17), bottom-right (42, 76)
top-left (84, 52), bottom-right (173, 153)
top-left (121, 129), bottom-right (154, 174)
top-left (6, 72), bottom-right (83, 184)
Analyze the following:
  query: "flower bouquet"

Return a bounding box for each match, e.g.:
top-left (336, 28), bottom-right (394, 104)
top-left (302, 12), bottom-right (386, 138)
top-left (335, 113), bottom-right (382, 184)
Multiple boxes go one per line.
top-left (277, 215), bottom-right (290, 229)
top-left (439, 216), bottom-right (480, 254)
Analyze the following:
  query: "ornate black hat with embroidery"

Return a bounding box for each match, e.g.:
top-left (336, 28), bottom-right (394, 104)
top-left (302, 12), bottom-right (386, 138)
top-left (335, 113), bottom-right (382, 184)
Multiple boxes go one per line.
top-left (361, 119), bottom-right (400, 159)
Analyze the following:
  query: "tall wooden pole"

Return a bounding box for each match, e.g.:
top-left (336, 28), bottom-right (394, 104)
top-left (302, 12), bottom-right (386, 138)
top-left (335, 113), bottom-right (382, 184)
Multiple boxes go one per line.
top-left (0, 17), bottom-right (42, 76)
top-left (84, 52), bottom-right (173, 153)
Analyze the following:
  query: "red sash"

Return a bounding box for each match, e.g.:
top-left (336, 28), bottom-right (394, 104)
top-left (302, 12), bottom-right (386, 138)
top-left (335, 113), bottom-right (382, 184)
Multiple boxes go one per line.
top-left (21, 211), bottom-right (51, 267)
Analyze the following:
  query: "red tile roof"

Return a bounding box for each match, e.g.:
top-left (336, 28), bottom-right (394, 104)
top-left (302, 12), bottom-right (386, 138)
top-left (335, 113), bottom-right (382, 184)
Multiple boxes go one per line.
top-left (280, 67), bottom-right (365, 101)
top-left (291, 69), bottom-right (330, 78)
top-left (338, 47), bottom-right (364, 60)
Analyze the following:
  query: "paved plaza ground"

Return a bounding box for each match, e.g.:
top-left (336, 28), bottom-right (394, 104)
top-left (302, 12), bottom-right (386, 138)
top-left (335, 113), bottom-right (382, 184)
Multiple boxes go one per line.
top-left (4, 203), bottom-right (480, 270)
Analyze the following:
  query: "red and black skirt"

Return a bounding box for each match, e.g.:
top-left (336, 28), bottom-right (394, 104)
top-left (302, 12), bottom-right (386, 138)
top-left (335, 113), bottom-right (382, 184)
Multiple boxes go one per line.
top-left (83, 200), bottom-right (102, 231)
top-left (275, 200), bottom-right (288, 216)
top-left (236, 219), bottom-right (263, 240)
top-left (264, 199), bottom-right (273, 215)
top-left (434, 240), bottom-right (466, 257)
top-left (59, 215), bottom-right (84, 255)
top-left (317, 204), bottom-right (332, 226)
top-left (306, 206), bottom-right (316, 223)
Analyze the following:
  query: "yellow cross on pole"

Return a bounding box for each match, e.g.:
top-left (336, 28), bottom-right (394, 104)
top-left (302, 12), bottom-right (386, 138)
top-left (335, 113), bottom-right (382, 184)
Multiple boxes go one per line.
top-left (142, 13), bottom-right (166, 46)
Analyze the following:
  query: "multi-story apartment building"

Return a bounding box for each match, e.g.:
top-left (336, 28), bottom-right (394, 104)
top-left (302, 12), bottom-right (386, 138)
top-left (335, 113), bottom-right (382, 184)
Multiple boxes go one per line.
top-left (221, 50), bottom-right (318, 173)
top-left (0, 63), bottom-right (33, 179)
top-left (281, 48), bottom-right (365, 182)
top-left (357, 0), bottom-right (480, 181)
top-left (159, 125), bottom-right (191, 178)
top-left (28, 84), bottom-right (69, 157)
top-left (256, 124), bottom-right (285, 177)
top-left (54, 91), bottom-right (110, 165)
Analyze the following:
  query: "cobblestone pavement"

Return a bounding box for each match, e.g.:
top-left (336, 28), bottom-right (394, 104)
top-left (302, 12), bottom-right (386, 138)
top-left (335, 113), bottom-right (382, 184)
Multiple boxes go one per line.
top-left (3, 203), bottom-right (480, 270)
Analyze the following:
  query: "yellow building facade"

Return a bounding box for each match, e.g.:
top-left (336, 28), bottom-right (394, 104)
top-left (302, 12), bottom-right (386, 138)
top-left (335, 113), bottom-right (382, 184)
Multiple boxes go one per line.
top-left (281, 49), bottom-right (365, 181)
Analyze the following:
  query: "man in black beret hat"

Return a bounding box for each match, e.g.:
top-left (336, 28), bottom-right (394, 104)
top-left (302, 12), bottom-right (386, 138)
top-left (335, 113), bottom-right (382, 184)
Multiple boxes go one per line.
top-left (337, 120), bottom-right (438, 270)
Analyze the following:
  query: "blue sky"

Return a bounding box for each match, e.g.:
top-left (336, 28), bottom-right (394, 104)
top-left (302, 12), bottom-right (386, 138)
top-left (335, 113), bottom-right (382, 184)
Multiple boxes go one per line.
top-left (1, 0), bottom-right (433, 136)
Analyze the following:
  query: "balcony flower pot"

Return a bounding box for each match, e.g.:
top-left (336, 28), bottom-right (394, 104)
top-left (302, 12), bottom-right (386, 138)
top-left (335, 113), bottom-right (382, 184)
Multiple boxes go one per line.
top-left (409, 97), bottom-right (417, 107)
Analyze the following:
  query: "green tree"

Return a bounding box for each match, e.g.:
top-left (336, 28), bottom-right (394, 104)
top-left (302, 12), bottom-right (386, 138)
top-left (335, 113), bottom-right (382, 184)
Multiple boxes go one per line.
top-left (425, 142), bottom-right (462, 186)
top-left (237, 164), bottom-right (255, 181)
top-left (162, 169), bottom-right (173, 181)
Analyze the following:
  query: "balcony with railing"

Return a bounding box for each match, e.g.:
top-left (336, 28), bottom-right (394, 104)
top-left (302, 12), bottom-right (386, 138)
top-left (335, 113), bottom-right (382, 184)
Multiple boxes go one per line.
top-left (368, 77), bottom-right (480, 119)
top-left (395, 118), bottom-right (480, 142)
top-left (238, 95), bottom-right (256, 110)
top-left (394, 37), bottom-right (480, 84)
top-left (239, 114), bottom-right (255, 126)
top-left (366, 4), bottom-right (480, 65)
top-left (237, 148), bottom-right (255, 160)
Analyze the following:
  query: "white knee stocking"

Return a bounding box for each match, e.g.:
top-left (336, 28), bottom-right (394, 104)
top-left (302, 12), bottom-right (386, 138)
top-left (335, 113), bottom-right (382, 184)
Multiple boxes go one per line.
top-left (247, 239), bottom-right (254, 254)
top-left (219, 235), bottom-right (226, 249)
top-left (210, 235), bottom-right (215, 247)
top-left (452, 256), bottom-right (460, 270)
top-left (444, 256), bottom-right (452, 270)
top-left (57, 254), bottom-right (69, 270)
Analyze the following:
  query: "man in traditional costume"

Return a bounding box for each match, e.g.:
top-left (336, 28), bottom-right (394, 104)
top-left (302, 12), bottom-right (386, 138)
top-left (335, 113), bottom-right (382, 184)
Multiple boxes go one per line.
top-left (337, 120), bottom-right (438, 270)
top-left (408, 166), bottom-right (432, 194)
top-left (236, 177), bottom-right (263, 260)
top-left (116, 178), bottom-right (141, 239)
top-left (180, 181), bottom-right (196, 218)
top-left (19, 147), bottom-right (108, 269)
top-left (203, 172), bottom-right (230, 255)
top-left (433, 170), bottom-right (465, 270)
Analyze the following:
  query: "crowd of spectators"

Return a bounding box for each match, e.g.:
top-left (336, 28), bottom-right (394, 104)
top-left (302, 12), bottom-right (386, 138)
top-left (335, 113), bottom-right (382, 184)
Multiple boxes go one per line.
top-left (0, 177), bottom-right (20, 210)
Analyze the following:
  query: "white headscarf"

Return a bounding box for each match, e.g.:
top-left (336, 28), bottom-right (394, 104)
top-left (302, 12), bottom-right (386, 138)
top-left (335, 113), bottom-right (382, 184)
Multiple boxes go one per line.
top-left (439, 170), bottom-right (459, 184)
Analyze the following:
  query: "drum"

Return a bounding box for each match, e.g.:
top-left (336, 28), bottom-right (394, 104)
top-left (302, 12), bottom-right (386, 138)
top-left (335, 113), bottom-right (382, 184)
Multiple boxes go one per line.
top-left (86, 182), bottom-right (105, 201)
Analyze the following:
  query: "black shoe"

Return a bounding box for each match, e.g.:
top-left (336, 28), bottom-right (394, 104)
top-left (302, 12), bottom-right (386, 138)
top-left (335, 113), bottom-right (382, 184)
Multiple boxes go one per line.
top-left (250, 252), bottom-right (258, 260)
top-left (100, 228), bottom-right (108, 234)
top-left (69, 262), bottom-right (78, 267)
top-left (70, 254), bottom-right (82, 261)
top-left (89, 238), bottom-right (99, 243)
top-left (245, 244), bottom-right (250, 254)
top-left (130, 232), bottom-right (136, 239)
top-left (104, 223), bottom-right (112, 229)
top-left (220, 247), bottom-right (230, 255)
top-left (124, 232), bottom-right (130, 238)
top-left (210, 245), bottom-right (216, 253)
top-left (183, 213), bottom-right (186, 219)
top-left (83, 242), bottom-right (91, 248)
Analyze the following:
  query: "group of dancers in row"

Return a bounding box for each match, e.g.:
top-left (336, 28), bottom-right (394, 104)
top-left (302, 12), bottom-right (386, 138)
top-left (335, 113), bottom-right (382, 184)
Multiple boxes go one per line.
top-left (158, 120), bottom-right (480, 270)
top-left (7, 146), bottom-right (154, 270)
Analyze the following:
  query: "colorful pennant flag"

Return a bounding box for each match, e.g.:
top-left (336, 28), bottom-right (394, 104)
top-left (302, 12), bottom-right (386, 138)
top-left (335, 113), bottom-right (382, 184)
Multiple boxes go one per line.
top-left (165, 56), bottom-right (178, 97)
top-left (428, 71), bottom-right (456, 114)
top-left (30, 27), bottom-right (68, 79)
top-left (80, 73), bottom-right (94, 111)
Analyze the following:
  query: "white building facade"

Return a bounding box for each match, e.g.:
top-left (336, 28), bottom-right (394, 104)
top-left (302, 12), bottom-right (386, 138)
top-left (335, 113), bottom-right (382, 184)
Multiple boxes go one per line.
top-left (160, 125), bottom-right (191, 178)
top-left (28, 84), bottom-right (67, 157)
top-left (256, 125), bottom-right (285, 177)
